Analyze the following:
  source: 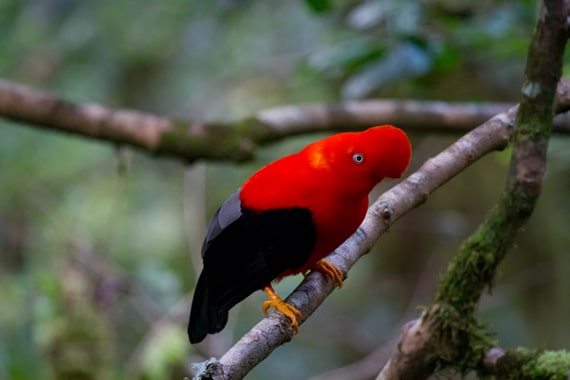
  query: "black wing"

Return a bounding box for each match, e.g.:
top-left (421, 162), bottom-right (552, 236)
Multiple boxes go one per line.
top-left (188, 189), bottom-right (316, 343)
top-left (200, 189), bottom-right (242, 257)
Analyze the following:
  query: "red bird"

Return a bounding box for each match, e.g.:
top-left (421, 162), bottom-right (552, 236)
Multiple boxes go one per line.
top-left (188, 125), bottom-right (411, 343)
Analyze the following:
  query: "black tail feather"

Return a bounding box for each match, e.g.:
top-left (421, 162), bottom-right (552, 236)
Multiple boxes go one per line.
top-left (188, 271), bottom-right (228, 344)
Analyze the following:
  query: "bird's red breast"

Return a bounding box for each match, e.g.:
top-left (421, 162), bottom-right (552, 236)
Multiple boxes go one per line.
top-left (240, 125), bottom-right (411, 277)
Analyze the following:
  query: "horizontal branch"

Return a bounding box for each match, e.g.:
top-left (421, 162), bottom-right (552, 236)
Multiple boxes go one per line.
top-left (255, 100), bottom-right (512, 134)
top-left (2, 78), bottom-right (570, 165)
top-left (0, 79), bottom-right (258, 162)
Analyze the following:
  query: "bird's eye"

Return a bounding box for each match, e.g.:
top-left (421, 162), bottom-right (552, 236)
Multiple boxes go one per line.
top-left (352, 153), bottom-right (364, 164)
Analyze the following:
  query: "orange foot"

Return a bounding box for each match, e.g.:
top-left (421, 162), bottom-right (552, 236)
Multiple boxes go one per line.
top-left (313, 259), bottom-right (344, 288)
top-left (262, 285), bottom-right (303, 333)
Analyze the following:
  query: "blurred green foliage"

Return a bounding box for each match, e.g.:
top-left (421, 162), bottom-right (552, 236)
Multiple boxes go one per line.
top-left (0, 1), bottom-right (569, 379)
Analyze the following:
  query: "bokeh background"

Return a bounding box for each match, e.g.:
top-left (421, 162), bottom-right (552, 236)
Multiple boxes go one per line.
top-left (1, 1), bottom-right (569, 379)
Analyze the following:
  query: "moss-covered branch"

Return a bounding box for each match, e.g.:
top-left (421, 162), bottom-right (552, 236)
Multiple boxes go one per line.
top-left (481, 347), bottom-right (570, 379)
top-left (378, 0), bottom-right (570, 378)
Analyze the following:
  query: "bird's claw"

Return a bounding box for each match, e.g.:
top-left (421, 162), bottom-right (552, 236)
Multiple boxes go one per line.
top-left (313, 259), bottom-right (344, 288)
top-left (262, 286), bottom-right (302, 333)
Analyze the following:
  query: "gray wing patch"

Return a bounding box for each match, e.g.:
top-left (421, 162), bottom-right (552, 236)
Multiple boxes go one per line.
top-left (201, 189), bottom-right (243, 257)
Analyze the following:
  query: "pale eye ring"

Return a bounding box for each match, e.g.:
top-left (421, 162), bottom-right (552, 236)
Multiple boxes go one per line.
top-left (352, 153), bottom-right (364, 164)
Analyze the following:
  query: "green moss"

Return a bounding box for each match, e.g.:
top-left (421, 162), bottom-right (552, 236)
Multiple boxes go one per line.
top-left (427, 304), bottom-right (494, 372)
top-left (515, 100), bottom-right (554, 138)
top-left (489, 348), bottom-right (538, 379)
top-left (435, 177), bottom-right (542, 316)
top-left (523, 350), bottom-right (570, 380)
top-left (436, 201), bottom-right (510, 313)
top-left (158, 122), bottom-right (206, 162)
top-left (428, 190), bottom-right (534, 374)
top-left (235, 117), bottom-right (274, 142)
top-left (487, 348), bottom-right (570, 379)
top-left (157, 120), bottom-right (257, 162)
top-left (155, 114), bottom-right (323, 163)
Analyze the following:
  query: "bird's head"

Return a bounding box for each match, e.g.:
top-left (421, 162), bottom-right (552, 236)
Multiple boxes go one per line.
top-left (302, 125), bottom-right (412, 195)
